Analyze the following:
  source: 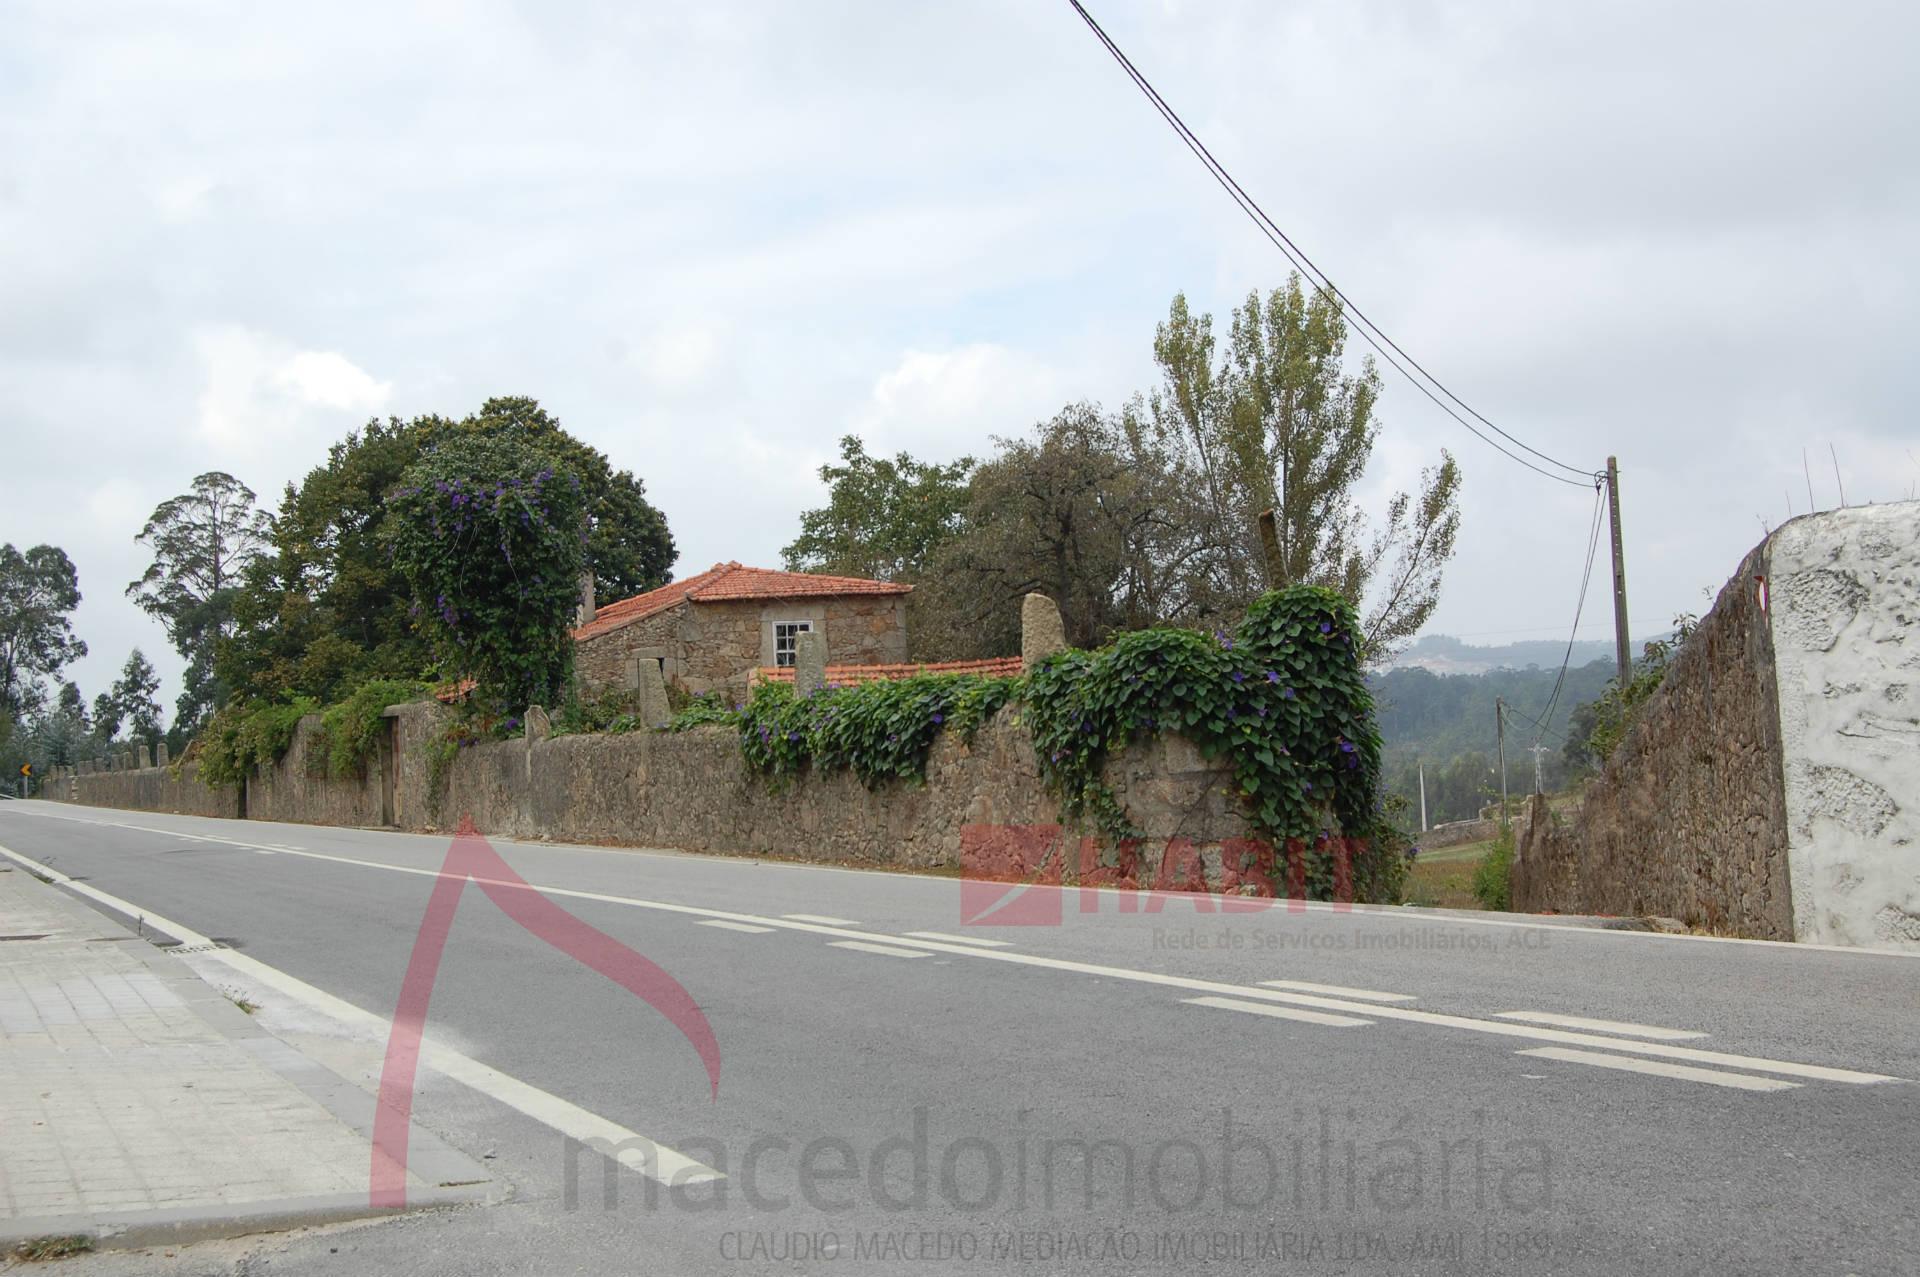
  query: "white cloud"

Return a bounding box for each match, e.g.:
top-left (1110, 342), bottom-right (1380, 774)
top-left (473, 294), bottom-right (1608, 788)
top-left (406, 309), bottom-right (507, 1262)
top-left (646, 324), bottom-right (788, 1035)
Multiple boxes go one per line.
top-left (854, 344), bottom-right (1067, 458)
top-left (631, 325), bottom-right (723, 392)
top-left (193, 327), bottom-right (390, 455)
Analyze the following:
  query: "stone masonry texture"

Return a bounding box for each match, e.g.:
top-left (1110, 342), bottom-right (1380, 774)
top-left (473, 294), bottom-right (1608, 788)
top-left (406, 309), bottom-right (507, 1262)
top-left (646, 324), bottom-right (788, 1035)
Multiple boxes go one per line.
top-left (1513, 539), bottom-right (1795, 937)
top-left (54, 705), bottom-right (1267, 891)
top-left (575, 596), bottom-right (909, 700)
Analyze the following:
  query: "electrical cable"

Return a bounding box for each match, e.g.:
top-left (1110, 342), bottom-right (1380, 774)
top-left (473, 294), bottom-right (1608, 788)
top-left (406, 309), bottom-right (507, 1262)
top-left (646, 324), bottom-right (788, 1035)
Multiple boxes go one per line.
top-left (1065, 0), bottom-right (1595, 488)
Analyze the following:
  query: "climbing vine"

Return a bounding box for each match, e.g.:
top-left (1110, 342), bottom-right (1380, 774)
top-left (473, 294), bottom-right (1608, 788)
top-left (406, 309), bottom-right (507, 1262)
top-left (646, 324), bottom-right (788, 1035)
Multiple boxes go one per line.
top-left (385, 434), bottom-right (588, 718)
top-left (1020, 587), bottom-right (1390, 899)
top-left (662, 588), bottom-right (1396, 901)
top-left (725, 674), bottom-right (1019, 789)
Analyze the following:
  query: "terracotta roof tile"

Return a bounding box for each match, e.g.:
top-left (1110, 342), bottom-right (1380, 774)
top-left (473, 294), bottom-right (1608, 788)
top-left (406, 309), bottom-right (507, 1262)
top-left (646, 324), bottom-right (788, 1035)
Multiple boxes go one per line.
top-left (755, 656), bottom-right (1023, 686)
top-left (572, 562), bottom-right (911, 642)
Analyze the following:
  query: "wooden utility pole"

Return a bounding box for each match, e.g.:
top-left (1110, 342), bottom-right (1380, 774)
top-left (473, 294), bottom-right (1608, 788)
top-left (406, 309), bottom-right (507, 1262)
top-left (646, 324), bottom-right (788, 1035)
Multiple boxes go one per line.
top-left (1606, 456), bottom-right (1631, 686)
top-left (1496, 698), bottom-right (1509, 829)
top-left (1256, 508), bottom-right (1285, 588)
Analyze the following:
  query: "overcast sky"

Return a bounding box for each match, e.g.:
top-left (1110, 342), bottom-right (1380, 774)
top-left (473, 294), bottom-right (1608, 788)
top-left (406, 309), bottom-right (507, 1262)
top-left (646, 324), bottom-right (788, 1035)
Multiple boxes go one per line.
top-left (4, 0), bottom-right (1916, 713)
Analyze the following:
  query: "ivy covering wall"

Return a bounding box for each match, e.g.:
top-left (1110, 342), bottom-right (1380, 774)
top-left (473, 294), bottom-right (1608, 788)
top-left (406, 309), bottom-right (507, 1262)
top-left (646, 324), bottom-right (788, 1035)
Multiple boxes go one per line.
top-left (669, 586), bottom-right (1402, 902)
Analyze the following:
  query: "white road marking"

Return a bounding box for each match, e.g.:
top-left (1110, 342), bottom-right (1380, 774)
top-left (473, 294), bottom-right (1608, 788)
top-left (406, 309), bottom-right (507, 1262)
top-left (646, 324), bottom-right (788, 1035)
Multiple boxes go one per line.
top-left (1185, 996), bottom-right (1374, 1027)
top-left (1518, 1047), bottom-right (1799, 1092)
top-left (3, 810), bottom-right (1904, 1087)
top-left (0, 841), bottom-right (722, 1186)
top-left (783, 914), bottom-right (859, 926)
top-left (903, 931), bottom-right (1012, 948)
top-left (697, 919), bottom-right (775, 935)
top-left (1260, 979), bottom-right (1415, 1003)
top-left (12, 801), bottom-right (1920, 959)
top-left (828, 940), bottom-right (929, 959)
top-left (1495, 1011), bottom-right (1707, 1041)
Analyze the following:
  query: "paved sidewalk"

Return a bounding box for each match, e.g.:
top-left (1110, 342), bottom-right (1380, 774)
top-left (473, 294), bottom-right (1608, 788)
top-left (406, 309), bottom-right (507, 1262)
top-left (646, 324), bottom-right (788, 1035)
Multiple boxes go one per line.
top-left (0, 861), bottom-right (489, 1253)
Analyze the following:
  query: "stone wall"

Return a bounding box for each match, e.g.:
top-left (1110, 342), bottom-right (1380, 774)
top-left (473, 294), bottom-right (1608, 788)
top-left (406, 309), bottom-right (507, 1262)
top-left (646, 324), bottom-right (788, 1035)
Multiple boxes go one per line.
top-left (242, 703), bottom-right (446, 829)
top-left (53, 761), bottom-right (242, 820)
top-left (1514, 501), bottom-right (1920, 950)
top-left (432, 711), bottom-right (1258, 883)
top-left (1513, 540), bottom-right (1795, 937)
top-left (45, 702), bottom-right (1270, 890)
top-left (576, 595), bottom-right (910, 700)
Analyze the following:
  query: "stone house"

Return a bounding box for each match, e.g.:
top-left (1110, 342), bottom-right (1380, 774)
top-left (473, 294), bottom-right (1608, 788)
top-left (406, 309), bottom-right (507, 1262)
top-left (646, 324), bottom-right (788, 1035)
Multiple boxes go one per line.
top-left (573, 561), bottom-right (912, 698)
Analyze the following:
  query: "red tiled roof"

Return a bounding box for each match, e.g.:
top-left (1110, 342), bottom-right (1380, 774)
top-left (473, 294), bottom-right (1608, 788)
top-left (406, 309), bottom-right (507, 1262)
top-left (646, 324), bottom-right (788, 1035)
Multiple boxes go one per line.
top-left (755, 656), bottom-right (1023, 686)
top-left (573, 562), bottom-right (911, 641)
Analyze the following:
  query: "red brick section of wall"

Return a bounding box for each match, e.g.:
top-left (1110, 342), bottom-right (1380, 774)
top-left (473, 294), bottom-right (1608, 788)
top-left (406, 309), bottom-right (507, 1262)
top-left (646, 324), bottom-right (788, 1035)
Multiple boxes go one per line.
top-left (1512, 541), bottom-right (1794, 937)
top-left (755, 656), bottom-right (1024, 685)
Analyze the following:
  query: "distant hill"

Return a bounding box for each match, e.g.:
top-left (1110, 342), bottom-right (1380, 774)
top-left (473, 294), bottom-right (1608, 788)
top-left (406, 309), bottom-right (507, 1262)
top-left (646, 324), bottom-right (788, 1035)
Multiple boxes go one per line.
top-left (1385, 633), bottom-right (1624, 676)
top-left (1368, 650), bottom-right (1620, 825)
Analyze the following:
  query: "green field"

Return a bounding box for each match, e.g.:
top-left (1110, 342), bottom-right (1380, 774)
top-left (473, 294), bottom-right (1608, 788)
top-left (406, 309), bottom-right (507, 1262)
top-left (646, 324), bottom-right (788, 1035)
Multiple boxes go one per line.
top-left (1404, 836), bottom-right (1498, 909)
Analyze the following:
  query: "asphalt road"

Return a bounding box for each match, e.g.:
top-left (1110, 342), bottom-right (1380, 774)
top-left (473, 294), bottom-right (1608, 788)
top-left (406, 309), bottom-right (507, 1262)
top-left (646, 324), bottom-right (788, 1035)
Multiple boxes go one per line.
top-left (2, 799), bottom-right (1915, 1276)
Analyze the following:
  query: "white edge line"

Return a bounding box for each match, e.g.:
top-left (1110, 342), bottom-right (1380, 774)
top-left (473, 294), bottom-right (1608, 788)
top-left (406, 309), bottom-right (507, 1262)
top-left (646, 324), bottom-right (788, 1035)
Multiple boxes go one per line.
top-left (1185, 995), bottom-right (1373, 1027)
top-left (696, 919), bottom-right (776, 934)
top-left (0, 840), bottom-right (723, 1185)
top-left (3, 811), bottom-right (1907, 1085)
top-left (12, 800), bottom-right (1920, 959)
top-left (783, 913), bottom-right (860, 926)
top-left (1495, 1011), bottom-right (1708, 1041)
top-left (903, 931), bottom-right (1012, 948)
top-left (827, 940), bottom-right (929, 959)
top-left (1518, 1047), bottom-right (1799, 1092)
top-left (1260, 980), bottom-right (1416, 1003)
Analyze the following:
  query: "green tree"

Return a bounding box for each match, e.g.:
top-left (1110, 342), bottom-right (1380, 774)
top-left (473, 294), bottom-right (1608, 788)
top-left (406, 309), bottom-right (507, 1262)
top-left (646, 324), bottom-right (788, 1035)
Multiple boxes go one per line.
top-left (0, 544), bottom-right (87, 718)
top-left (781, 435), bottom-right (975, 582)
top-left (126, 471), bottom-right (272, 733)
top-left (220, 397), bottom-right (674, 705)
top-left (915, 404), bottom-right (1184, 656)
top-left (386, 433), bottom-right (588, 715)
top-left (1146, 277), bottom-right (1461, 660)
top-left (95, 649), bottom-right (164, 744)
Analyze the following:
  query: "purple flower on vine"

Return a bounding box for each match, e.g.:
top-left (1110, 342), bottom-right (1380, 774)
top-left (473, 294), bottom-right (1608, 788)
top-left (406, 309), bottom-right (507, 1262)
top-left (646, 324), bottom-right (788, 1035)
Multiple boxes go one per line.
top-left (1265, 670), bottom-right (1280, 683)
top-left (1319, 621), bottom-right (1332, 634)
top-left (1231, 671), bottom-right (1246, 684)
top-left (931, 713), bottom-right (944, 724)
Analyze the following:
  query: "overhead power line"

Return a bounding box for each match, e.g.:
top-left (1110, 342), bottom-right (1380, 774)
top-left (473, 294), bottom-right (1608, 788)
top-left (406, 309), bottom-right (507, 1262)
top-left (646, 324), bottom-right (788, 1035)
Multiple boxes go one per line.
top-left (1525, 476), bottom-right (1609, 745)
top-left (1065, 0), bottom-right (1596, 489)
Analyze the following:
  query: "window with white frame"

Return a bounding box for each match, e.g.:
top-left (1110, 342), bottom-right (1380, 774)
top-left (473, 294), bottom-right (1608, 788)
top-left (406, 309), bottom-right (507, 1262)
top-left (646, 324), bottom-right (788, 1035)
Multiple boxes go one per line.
top-left (773, 620), bottom-right (812, 667)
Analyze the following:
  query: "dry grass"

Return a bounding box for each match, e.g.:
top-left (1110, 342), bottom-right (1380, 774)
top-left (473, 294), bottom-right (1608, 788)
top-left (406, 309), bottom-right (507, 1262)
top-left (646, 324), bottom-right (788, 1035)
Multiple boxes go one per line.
top-left (1405, 836), bottom-right (1498, 909)
top-left (10, 1235), bottom-right (95, 1262)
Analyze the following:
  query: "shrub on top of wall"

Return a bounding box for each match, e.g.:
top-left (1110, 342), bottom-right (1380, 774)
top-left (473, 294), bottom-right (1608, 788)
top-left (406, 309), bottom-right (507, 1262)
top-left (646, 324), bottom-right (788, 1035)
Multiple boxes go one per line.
top-left (317, 679), bottom-right (433, 777)
top-left (1021, 586), bottom-right (1394, 901)
top-left (196, 678), bottom-right (429, 786)
top-left (196, 697), bottom-right (319, 786)
top-left (726, 673), bottom-right (1019, 788)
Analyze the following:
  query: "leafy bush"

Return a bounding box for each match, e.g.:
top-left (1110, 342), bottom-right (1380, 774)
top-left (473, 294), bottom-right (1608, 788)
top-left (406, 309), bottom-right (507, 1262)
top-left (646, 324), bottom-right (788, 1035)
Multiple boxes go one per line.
top-left (667, 693), bottom-right (743, 733)
top-left (734, 674), bottom-right (1018, 788)
top-left (1472, 825), bottom-right (1515, 911)
top-left (554, 686), bottom-right (644, 737)
top-left (386, 434), bottom-right (589, 718)
top-left (1020, 586), bottom-right (1387, 897)
top-left (1568, 612), bottom-right (1698, 767)
top-left (318, 679), bottom-right (431, 777)
top-left (197, 697), bottom-right (319, 786)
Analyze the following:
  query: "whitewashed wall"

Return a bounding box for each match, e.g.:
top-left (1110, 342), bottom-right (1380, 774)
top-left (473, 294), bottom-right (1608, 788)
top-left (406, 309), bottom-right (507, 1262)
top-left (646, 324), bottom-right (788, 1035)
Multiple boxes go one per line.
top-left (1770, 502), bottom-right (1920, 951)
